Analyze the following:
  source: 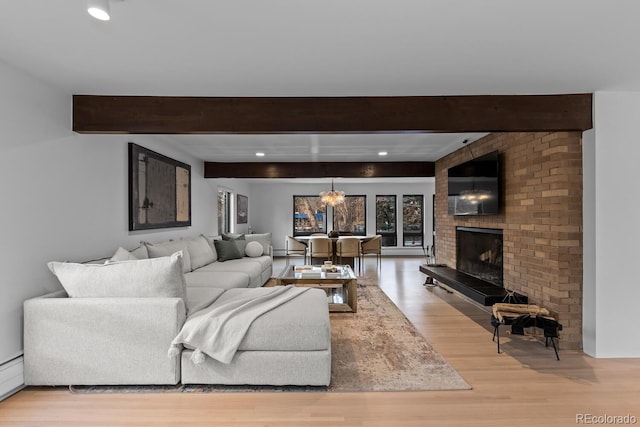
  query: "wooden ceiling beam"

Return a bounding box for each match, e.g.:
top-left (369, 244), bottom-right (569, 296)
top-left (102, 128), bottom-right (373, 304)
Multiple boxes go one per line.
top-left (73, 94), bottom-right (593, 134)
top-left (204, 162), bottom-right (435, 179)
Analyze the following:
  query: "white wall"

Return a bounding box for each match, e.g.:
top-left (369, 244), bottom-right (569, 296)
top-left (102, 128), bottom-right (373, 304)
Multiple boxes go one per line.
top-left (0, 61), bottom-right (217, 364)
top-left (583, 91), bottom-right (640, 357)
top-left (247, 180), bottom-right (435, 256)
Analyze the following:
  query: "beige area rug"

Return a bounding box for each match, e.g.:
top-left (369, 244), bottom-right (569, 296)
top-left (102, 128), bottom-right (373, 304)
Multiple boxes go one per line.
top-left (70, 280), bottom-right (470, 394)
top-left (328, 280), bottom-right (470, 391)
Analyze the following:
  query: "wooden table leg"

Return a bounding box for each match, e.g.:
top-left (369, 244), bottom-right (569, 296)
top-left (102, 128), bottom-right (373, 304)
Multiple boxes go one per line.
top-left (346, 278), bottom-right (357, 313)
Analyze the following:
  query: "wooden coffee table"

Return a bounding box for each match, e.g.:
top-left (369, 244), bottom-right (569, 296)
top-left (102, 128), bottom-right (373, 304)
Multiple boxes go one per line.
top-left (276, 265), bottom-right (357, 313)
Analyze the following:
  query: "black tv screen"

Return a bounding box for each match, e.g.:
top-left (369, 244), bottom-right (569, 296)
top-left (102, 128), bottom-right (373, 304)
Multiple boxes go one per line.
top-left (448, 151), bottom-right (500, 215)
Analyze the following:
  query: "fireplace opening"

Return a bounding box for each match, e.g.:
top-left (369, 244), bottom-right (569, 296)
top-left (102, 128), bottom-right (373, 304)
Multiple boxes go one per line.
top-left (456, 227), bottom-right (503, 287)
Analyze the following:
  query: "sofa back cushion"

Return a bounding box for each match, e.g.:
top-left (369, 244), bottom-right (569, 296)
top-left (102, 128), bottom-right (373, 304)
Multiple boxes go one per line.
top-left (145, 240), bottom-right (192, 273)
top-left (186, 235), bottom-right (216, 270)
top-left (48, 252), bottom-right (187, 300)
top-left (110, 247), bottom-right (139, 262)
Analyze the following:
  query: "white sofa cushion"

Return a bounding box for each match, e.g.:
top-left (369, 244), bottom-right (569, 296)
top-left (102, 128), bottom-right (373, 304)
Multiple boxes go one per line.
top-left (48, 252), bottom-right (187, 300)
top-left (186, 235), bottom-right (216, 270)
top-left (145, 240), bottom-right (192, 273)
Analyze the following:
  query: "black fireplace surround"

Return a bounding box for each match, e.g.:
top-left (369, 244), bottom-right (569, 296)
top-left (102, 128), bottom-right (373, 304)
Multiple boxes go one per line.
top-left (456, 227), bottom-right (503, 287)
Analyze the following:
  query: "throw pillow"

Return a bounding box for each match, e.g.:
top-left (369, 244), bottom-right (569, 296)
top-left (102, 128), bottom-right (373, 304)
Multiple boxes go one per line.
top-left (48, 252), bottom-right (187, 301)
top-left (245, 232), bottom-right (272, 256)
top-left (222, 232), bottom-right (245, 241)
top-left (130, 245), bottom-right (149, 259)
top-left (245, 241), bottom-right (264, 257)
top-left (233, 239), bottom-right (247, 254)
top-left (109, 247), bottom-right (138, 262)
top-left (185, 235), bottom-right (216, 270)
top-left (214, 240), bottom-right (244, 262)
top-left (145, 240), bottom-right (192, 273)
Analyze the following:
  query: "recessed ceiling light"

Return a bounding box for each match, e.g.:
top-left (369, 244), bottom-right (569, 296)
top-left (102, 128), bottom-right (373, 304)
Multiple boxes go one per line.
top-left (256, 152), bottom-right (265, 157)
top-left (88, 0), bottom-right (111, 21)
top-left (378, 151), bottom-right (388, 156)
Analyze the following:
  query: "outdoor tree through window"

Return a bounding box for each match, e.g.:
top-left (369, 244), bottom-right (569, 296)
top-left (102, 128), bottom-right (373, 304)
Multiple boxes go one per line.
top-left (333, 195), bottom-right (366, 235)
top-left (403, 195), bottom-right (423, 247)
top-left (376, 195), bottom-right (397, 246)
top-left (293, 196), bottom-right (326, 236)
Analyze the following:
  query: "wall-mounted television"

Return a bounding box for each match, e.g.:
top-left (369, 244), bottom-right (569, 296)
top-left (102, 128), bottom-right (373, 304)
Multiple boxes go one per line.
top-left (448, 150), bottom-right (500, 216)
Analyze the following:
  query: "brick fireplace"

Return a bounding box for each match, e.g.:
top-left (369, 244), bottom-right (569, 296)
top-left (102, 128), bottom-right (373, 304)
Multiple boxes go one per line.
top-left (435, 132), bottom-right (583, 350)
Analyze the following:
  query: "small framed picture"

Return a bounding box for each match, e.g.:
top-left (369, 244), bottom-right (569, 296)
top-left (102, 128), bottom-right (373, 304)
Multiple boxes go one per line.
top-left (237, 194), bottom-right (248, 224)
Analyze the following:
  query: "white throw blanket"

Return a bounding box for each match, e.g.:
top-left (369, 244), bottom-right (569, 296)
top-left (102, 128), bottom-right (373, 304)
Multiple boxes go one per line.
top-left (169, 285), bottom-right (310, 365)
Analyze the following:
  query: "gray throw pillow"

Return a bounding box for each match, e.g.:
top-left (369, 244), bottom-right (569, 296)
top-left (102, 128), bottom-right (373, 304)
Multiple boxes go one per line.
top-left (214, 240), bottom-right (244, 262)
top-left (222, 233), bottom-right (245, 241)
top-left (48, 252), bottom-right (187, 301)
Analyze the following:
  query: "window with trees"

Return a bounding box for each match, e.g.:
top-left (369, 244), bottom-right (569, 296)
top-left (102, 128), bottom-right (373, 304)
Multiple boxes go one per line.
top-left (376, 195), bottom-right (397, 246)
top-left (403, 195), bottom-right (423, 247)
top-left (293, 196), bottom-right (327, 236)
top-left (333, 195), bottom-right (366, 235)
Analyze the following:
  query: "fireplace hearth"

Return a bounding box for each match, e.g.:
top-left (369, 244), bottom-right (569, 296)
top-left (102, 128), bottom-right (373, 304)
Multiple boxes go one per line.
top-left (456, 227), bottom-right (503, 287)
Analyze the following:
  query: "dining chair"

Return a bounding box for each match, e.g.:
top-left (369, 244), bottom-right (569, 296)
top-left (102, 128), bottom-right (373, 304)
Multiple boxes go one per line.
top-left (308, 237), bottom-right (333, 264)
top-left (285, 236), bottom-right (307, 264)
top-left (360, 235), bottom-right (382, 270)
top-left (335, 237), bottom-right (361, 274)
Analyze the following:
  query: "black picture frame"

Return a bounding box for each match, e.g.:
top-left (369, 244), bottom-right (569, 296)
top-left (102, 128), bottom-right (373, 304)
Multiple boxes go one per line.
top-left (128, 143), bottom-right (191, 231)
top-left (237, 194), bottom-right (248, 224)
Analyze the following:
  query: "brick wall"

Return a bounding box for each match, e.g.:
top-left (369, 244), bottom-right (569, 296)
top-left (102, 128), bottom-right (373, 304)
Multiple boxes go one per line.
top-left (435, 132), bottom-right (583, 349)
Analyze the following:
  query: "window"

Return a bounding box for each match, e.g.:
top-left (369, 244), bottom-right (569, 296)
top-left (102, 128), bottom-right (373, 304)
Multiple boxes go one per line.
top-left (376, 195), bottom-right (397, 246)
top-left (333, 195), bottom-right (366, 236)
top-left (217, 189), bottom-right (231, 235)
top-left (293, 196), bottom-right (327, 236)
top-left (403, 195), bottom-right (423, 247)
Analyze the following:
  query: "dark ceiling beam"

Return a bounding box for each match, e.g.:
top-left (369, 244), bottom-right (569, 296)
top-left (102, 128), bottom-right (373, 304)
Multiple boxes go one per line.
top-left (204, 162), bottom-right (435, 179)
top-left (73, 94), bottom-right (593, 134)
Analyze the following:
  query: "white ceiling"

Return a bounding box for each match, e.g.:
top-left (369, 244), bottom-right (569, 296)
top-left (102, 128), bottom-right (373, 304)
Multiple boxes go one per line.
top-left (2, 0), bottom-right (639, 163)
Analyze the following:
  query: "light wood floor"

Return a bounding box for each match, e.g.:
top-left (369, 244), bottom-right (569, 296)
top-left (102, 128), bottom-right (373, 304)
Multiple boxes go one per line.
top-left (2, 257), bottom-right (639, 427)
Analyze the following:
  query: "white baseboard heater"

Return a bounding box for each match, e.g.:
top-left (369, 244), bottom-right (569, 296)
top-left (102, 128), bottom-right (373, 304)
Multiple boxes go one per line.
top-left (0, 355), bottom-right (25, 401)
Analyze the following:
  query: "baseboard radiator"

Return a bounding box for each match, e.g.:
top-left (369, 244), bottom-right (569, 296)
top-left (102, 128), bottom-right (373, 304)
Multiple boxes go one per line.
top-left (0, 355), bottom-right (25, 401)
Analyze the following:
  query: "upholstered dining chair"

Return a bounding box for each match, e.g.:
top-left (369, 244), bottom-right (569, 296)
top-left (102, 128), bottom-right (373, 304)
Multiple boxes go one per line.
top-left (360, 235), bottom-right (382, 270)
top-left (335, 237), bottom-right (361, 274)
top-left (308, 237), bottom-right (333, 264)
top-left (285, 236), bottom-right (307, 264)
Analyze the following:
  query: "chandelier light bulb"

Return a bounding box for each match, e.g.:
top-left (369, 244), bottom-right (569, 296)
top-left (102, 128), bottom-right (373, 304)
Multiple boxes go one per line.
top-left (88, 0), bottom-right (111, 21)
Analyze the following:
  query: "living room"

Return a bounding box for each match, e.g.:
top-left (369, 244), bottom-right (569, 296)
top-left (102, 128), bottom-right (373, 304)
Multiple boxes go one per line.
top-left (2, 1), bottom-right (640, 425)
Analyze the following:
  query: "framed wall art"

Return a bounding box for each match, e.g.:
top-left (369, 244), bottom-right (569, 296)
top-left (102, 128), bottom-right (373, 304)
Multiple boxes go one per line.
top-left (128, 143), bottom-right (191, 231)
top-left (236, 194), bottom-right (248, 224)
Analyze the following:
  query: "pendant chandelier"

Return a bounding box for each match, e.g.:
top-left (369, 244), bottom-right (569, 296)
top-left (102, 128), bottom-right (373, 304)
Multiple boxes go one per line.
top-left (320, 179), bottom-right (345, 206)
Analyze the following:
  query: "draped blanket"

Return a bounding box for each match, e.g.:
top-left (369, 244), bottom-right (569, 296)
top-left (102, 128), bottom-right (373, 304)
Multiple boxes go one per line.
top-left (169, 285), bottom-right (310, 364)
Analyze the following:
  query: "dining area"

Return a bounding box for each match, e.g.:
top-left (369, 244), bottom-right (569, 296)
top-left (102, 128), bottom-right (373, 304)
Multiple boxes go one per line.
top-left (285, 234), bottom-right (382, 274)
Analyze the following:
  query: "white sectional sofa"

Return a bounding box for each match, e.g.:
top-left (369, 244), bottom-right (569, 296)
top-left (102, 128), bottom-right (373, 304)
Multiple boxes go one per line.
top-left (23, 233), bottom-right (332, 387)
